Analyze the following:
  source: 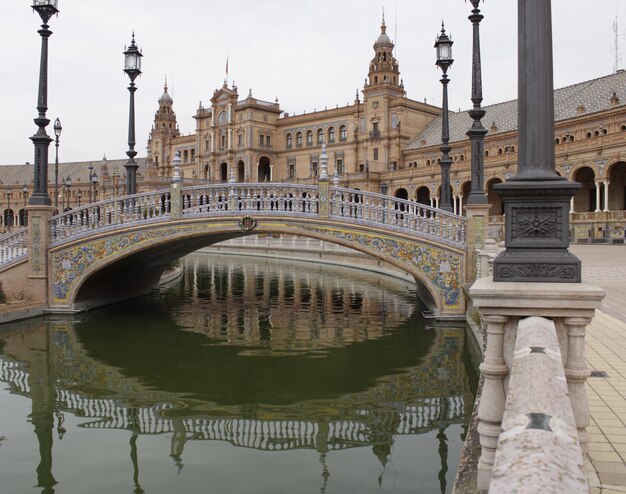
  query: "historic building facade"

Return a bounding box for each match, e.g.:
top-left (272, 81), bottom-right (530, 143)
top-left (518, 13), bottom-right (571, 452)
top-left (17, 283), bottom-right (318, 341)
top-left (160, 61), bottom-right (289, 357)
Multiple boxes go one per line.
top-left (2, 17), bottom-right (625, 241)
top-left (146, 18), bottom-right (441, 191)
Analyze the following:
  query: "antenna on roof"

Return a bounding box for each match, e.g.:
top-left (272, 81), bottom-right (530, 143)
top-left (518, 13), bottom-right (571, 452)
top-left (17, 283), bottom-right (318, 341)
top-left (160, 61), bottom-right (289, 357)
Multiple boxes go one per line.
top-left (394, 5), bottom-right (398, 57)
top-left (613, 16), bottom-right (625, 73)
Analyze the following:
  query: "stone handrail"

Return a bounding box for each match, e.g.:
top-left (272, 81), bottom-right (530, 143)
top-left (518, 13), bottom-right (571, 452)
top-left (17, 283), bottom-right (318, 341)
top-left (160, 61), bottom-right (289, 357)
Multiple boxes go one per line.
top-left (489, 316), bottom-right (588, 493)
top-left (49, 189), bottom-right (171, 245)
top-left (0, 227), bottom-right (28, 268)
top-left (18, 181), bottom-right (467, 253)
top-left (330, 187), bottom-right (466, 246)
top-left (180, 183), bottom-right (320, 217)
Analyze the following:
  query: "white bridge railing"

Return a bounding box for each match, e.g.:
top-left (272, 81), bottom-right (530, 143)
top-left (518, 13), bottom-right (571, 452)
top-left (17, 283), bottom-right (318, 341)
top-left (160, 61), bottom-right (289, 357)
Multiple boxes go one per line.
top-left (0, 227), bottom-right (28, 268)
top-left (0, 182), bottom-right (467, 266)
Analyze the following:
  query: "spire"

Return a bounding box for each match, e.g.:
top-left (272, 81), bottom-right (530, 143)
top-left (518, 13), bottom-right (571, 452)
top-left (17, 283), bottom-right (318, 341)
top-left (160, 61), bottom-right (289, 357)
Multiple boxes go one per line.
top-left (164, 75), bottom-right (168, 93)
top-left (381, 7), bottom-right (386, 33)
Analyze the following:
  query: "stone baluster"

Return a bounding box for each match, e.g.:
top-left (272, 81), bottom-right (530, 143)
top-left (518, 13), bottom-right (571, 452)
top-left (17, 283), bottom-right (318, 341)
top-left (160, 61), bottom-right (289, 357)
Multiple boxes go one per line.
top-left (477, 314), bottom-right (510, 490)
top-left (563, 316), bottom-right (592, 453)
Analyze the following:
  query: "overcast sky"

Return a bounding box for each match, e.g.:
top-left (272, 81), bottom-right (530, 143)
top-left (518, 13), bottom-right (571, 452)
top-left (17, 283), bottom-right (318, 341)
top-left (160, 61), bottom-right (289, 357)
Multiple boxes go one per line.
top-left (0, 0), bottom-right (623, 165)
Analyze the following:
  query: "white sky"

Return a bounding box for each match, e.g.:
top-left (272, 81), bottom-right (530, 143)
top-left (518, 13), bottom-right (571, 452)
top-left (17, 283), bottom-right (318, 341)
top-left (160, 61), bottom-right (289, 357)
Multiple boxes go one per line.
top-left (0, 0), bottom-right (623, 164)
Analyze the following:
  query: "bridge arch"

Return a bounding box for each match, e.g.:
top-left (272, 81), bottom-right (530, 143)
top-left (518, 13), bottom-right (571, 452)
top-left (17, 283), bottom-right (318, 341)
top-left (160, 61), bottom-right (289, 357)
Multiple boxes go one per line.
top-left (50, 217), bottom-right (462, 317)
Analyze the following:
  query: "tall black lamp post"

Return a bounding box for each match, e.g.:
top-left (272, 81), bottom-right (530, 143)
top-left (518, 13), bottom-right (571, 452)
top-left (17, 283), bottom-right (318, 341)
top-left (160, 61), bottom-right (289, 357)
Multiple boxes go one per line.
top-left (22, 185), bottom-right (28, 226)
top-left (123, 34), bottom-right (142, 196)
top-left (6, 188), bottom-right (12, 232)
top-left (467, 0), bottom-right (489, 205)
top-left (493, 0), bottom-right (580, 282)
top-left (88, 163), bottom-right (98, 202)
top-left (435, 23), bottom-right (454, 213)
top-left (29, 0), bottom-right (59, 207)
top-left (62, 175), bottom-right (71, 211)
top-left (53, 117), bottom-right (62, 208)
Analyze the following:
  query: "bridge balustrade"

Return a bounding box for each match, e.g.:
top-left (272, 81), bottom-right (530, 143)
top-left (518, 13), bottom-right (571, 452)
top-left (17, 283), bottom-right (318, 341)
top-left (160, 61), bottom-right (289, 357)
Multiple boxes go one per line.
top-left (0, 227), bottom-right (28, 268)
top-left (49, 190), bottom-right (171, 244)
top-left (181, 183), bottom-right (320, 216)
top-left (330, 188), bottom-right (466, 245)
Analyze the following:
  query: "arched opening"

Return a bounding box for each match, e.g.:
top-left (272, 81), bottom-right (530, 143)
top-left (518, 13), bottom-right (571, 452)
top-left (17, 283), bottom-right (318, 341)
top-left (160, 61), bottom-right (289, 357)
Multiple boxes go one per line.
top-left (19, 209), bottom-right (27, 227)
top-left (317, 129), bottom-right (324, 145)
top-left (220, 162), bottom-right (228, 182)
top-left (306, 130), bottom-right (313, 147)
top-left (203, 163), bottom-right (210, 181)
top-left (416, 186), bottom-right (431, 206)
top-left (183, 150), bottom-right (189, 162)
top-left (572, 166), bottom-right (596, 212)
top-left (3, 209), bottom-right (14, 230)
top-left (608, 162), bottom-right (626, 211)
top-left (258, 157), bottom-right (271, 182)
top-left (237, 160), bottom-right (245, 182)
top-left (486, 178), bottom-right (503, 216)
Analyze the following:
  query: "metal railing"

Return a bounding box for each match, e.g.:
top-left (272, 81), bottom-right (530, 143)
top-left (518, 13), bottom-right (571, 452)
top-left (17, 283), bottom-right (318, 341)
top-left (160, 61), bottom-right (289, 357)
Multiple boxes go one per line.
top-left (0, 227), bottom-right (28, 268)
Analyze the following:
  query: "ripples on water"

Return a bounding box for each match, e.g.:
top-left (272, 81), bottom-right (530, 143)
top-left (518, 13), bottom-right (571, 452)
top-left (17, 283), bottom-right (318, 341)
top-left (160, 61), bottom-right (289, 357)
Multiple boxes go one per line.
top-left (0, 253), bottom-right (477, 494)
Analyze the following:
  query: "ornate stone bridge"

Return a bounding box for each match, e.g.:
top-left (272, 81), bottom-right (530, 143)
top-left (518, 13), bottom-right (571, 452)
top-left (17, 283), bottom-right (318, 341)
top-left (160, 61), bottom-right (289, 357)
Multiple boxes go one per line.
top-left (0, 181), bottom-right (468, 317)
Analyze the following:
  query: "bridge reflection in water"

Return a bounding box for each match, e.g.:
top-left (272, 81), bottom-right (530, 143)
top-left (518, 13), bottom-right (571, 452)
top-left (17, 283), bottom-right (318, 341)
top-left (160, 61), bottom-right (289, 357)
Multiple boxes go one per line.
top-left (0, 255), bottom-right (477, 494)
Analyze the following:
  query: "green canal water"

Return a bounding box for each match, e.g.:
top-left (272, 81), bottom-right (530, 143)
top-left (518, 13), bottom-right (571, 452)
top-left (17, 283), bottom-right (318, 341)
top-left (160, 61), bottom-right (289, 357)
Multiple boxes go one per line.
top-left (0, 254), bottom-right (478, 493)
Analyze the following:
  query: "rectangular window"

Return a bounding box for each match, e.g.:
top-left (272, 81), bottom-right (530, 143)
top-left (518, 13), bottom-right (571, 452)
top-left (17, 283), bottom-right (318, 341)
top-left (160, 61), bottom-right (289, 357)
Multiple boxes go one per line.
top-left (266, 136), bottom-right (271, 147)
top-left (336, 158), bottom-right (344, 175)
top-left (391, 113), bottom-right (397, 129)
top-left (289, 163), bottom-right (296, 178)
top-left (373, 148), bottom-right (379, 160)
top-left (390, 161), bottom-right (397, 171)
top-left (259, 135), bottom-right (264, 146)
top-left (312, 162), bottom-right (318, 177)
top-left (359, 163), bottom-right (365, 172)
top-left (205, 139), bottom-right (210, 151)
top-left (238, 134), bottom-right (243, 147)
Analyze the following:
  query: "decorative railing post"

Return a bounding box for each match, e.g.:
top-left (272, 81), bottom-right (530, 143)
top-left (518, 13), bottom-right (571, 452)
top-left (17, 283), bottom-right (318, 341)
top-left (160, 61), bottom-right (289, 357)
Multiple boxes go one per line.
top-left (563, 316), bottom-right (593, 454)
top-left (476, 314), bottom-right (510, 489)
top-left (170, 151), bottom-right (183, 220)
top-left (318, 142), bottom-right (330, 219)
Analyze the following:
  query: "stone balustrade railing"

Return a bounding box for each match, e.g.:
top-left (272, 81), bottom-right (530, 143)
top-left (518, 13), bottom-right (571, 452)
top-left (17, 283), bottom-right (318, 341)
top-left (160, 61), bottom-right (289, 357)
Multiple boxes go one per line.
top-left (49, 189), bottom-right (171, 245)
top-left (489, 316), bottom-right (588, 493)
top-left (35, 182), bottom-right (466, 251)
top-left (0, 227), bottom-right (29, 268)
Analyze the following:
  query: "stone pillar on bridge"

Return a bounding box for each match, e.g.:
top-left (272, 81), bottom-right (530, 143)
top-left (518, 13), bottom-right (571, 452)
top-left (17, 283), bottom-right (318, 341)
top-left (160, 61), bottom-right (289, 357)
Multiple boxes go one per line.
top-left (465, 204), bottom-right (490, 284)
top-left (26, 205), bottom-right (56, 303)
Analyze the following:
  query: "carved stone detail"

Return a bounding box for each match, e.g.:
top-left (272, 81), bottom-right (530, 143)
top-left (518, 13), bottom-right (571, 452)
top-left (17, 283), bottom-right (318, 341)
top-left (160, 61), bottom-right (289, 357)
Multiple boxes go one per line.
top-left (512, 208), bottom-right (560, 239)
top-left (496, 263), bottom-right (579, 280)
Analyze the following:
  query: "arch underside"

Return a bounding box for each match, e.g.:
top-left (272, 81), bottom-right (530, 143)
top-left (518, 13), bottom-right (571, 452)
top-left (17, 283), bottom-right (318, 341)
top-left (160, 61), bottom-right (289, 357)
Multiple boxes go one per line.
top-left (49, 217), bottom-right (465, 316)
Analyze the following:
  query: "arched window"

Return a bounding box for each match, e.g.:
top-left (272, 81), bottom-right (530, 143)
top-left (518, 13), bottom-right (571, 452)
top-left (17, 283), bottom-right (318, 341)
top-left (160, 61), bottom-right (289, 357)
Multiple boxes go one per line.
top-left (286, 133), bottom-right (293, 148)
top-left (339, 125), bottom-right (347, 142)
top-left (306, 130), bottom-right (313, 146)
top-left (218, 111), bottom-right (227, 124)
top-left (183, 150), bottom-right (189, 162)
top-left (221, 134), bottom-right (226, 148)
top-left (191, 149), bottom-right (195, 161)
top-left (586, 131), bottom-right (592, 138)
top-left (296, 132), bottom-right (303, 147)
top-left (328, 127), bottom-right (335, 143)
top-left (317, 129), bottom-right (324, 145)
top-left (485, 150), bottom-right (490, 157)
top-left (568, 135), bottom-right (574, 142)
top-left (497, 148), bottom-right (503, 155)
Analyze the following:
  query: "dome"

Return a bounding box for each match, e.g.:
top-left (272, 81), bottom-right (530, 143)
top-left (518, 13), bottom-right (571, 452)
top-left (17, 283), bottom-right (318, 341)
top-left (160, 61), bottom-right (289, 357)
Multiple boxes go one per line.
top-left (159, 79), bottom-right (173, 105)
top-left (374, 21), bottom-right (394, 49)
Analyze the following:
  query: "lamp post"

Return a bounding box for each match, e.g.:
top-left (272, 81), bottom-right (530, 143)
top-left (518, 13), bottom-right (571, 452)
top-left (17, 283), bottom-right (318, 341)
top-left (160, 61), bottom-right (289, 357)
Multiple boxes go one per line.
top-left (62, 175), bottom-right (71, 211)
top-left (435, 23), bottom-right (454, 213)
top-left (5, 188), bottom-right (11, 232)
top-left (53, 117), bottom-right (62, 209)
top-left (29, 0), bottom-right (59, 207)
top-left (22, 185), bottom-right (28, 226)
top-left (123, 33), bottom-right (142, 196)
top-left (76, 190), bottom-right (82, 207)
top-left (466, 0), bottom-right (489, 205)
top-left (88, 163), bottom-right (99, 202)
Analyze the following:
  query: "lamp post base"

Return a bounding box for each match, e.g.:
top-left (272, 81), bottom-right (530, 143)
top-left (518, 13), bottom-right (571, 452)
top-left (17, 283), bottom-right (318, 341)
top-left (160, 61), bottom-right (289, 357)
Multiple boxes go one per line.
top-left (493, 180), bottom-right (581, 283)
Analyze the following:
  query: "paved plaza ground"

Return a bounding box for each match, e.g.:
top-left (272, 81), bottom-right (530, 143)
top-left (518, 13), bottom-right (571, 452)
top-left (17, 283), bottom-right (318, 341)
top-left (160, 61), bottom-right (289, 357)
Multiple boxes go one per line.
top-left (571, 245), bottom-right (626, 493)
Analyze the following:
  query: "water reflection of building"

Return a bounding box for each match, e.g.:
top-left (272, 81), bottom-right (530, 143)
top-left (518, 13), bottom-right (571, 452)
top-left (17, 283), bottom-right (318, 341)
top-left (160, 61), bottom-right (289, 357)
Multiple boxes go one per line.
top-left (169, 254), bottom-right (417, 353)
top-left (0, 319), bottom-right (470, 492)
